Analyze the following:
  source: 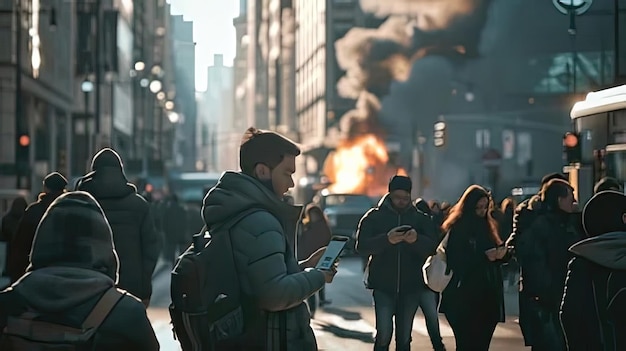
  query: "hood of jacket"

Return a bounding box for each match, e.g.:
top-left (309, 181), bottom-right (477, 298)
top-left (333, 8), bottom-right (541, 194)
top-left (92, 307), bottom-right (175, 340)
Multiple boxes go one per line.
top-left (569, 231), bottom-right (626, 270)
top-left (27, 191), bottom-right (119, 282)
top-left (9, 267), bottom-right (114, 312)
top-left (202, 171), bottom-right (302, 233)
top-left (76, 148), bottom-right (136, 199)
top-left (76, 167), bottom-right (136, 199)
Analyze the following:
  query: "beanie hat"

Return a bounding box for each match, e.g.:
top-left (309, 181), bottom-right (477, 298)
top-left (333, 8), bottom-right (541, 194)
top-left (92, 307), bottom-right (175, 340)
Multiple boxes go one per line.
top-left (582, 190), bottom-right (626, 237)
top-left (389, 175), bottom-right (412, 193)
top-left (541, 172), bottom-right (567, 185)
top-left (91, 148), bottom-right (124, 171)
top-left (28, 191), bottom-right (119, 282)
top-left (43, 172), bottom-right (68, 192)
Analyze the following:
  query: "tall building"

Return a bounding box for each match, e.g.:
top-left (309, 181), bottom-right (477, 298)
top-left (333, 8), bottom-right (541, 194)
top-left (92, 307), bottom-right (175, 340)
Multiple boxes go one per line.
top-left (170, 14), bottom-right (197, 172)
top-left (0, 1), bottom-right (75, 190)
top-left (294, 0), bottom-right (377, 185)
top-left (196, 55), bottom-right (236, 172)
top-left (243, 0), bottom-right (297, 138)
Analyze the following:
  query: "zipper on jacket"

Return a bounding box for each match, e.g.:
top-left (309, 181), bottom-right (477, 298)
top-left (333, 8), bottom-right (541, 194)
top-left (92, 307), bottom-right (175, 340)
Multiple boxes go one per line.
top-left (591, 278), bottom-right (606, 347)
top-left (396, 214), bottom-right (401, 294)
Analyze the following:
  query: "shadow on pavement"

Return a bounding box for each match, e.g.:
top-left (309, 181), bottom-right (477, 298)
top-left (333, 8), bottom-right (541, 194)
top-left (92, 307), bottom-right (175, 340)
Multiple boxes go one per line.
top-left (321, 307), bottom-right (362, 321)
top-left (317, 322), bottom-right (375, 343)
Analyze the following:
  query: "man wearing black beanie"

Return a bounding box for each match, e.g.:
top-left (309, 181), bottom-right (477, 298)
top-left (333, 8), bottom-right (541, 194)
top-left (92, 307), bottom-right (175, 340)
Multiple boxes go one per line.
top-left (356, 175), bottom-right (443, 351)
top-left (7, 172), bottom-right (67, 283)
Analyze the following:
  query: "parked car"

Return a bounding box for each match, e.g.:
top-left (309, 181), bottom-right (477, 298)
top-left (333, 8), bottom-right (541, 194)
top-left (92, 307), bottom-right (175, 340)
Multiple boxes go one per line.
top-left (312, 190), bottom-right (374, 255)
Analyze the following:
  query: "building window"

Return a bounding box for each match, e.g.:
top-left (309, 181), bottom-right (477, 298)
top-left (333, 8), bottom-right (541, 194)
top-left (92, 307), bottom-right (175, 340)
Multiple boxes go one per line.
top-left (476, 129), bottom-right (490, 149)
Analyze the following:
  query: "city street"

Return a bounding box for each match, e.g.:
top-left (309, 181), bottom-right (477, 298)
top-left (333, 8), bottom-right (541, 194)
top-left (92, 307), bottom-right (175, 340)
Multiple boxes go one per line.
top-left (148, 257), bottom-right (527, 350)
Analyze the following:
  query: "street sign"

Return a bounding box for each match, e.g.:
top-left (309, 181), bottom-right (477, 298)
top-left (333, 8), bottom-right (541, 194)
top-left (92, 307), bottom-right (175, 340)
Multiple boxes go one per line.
top-left (552, 0), bottom-right (593, 15)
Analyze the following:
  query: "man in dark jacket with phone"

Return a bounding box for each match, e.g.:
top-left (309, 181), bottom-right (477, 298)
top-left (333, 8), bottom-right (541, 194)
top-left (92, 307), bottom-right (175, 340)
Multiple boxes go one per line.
top-left (356, 175), bottom-right (442, 351)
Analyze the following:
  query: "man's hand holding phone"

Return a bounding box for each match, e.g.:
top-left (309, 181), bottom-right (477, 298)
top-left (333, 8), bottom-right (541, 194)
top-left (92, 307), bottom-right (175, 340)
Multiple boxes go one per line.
top-left (387, 225), bottom-right (411, 244)
top-left (403, 229), bottom-right (417, 244)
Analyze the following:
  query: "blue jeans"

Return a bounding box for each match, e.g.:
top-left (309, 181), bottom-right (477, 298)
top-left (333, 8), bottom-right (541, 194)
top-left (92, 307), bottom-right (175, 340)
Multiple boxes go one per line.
top-left (417, 289), bottom-right (445, 350)
top-left (372, 290), bottom-right (421, 351)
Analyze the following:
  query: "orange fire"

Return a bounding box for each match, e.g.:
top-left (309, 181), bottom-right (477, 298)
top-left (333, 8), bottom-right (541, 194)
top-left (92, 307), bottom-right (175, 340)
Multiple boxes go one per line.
top-left (323, 133), bottom-right (407, 197)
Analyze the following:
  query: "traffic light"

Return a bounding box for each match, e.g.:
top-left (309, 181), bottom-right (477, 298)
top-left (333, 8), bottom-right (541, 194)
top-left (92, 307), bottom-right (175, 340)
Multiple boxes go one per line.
top-left (563, 132), bottom-right (581, 164)
top-left (433, 122), bottom-right (446, 147)
top-left (15, 133), bottom-right (30, 170)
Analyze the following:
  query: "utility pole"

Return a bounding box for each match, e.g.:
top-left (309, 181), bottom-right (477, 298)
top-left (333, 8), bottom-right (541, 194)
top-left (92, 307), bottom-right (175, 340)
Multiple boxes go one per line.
top-left (14, 0), bottom-right (26, 189)
top-left (94, 0), bottom-right (102, 152)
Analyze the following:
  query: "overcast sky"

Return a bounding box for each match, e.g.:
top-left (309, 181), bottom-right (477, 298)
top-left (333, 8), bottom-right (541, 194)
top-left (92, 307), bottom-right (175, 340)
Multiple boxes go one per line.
top-left (168, 0), bottom-right (240, 91)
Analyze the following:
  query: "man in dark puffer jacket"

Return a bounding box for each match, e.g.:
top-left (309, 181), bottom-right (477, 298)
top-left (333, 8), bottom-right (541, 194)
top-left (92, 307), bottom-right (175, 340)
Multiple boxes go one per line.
top-left (0, 191), bottom-right (159, 350)
top-left (202, 127), bottom-right (334, 350)
top-left (77, 148), bottom-right (161, 306)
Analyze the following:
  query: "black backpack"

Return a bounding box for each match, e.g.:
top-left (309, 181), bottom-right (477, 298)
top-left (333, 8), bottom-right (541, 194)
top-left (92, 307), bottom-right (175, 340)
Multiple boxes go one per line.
top-left (170, 208), bottom-right (286, 351)
top-left (1, 287), bottom-right (124, 350)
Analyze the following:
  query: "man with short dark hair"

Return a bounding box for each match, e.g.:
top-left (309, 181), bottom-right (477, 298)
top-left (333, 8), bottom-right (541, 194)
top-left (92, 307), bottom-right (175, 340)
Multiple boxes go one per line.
top-left (8, 172), bottom-right (67, 283)
top-left (202, 127), bottom-right (334, 350)
top-left (594, 176), bottom-right (623, 194)
top-left (356, 175), bottom-right (441, 351)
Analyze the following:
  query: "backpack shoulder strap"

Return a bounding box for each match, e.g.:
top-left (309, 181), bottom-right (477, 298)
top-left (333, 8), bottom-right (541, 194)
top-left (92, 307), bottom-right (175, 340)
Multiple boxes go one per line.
top-left (82, 287), bottom-right (125, 330)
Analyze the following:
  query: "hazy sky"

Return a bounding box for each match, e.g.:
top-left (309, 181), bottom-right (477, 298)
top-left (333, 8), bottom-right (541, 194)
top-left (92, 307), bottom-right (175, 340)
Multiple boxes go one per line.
top-left (168, 0), bottom-right (239, 92)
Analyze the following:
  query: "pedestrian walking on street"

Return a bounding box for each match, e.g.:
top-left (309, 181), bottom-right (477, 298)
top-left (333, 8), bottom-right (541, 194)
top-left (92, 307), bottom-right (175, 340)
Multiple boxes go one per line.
top-left (0, 197), bottom-right (27, 279)
top-left (201, 127), bottom-right (335, 350)
top-left (439, 185), bottom-right (506, 351)
top-left (356, 175), bottom-right (442, 351)
top-left (76, 148), bottom-right (161, 308)
top-left (561, 190), bottom-right (626, 351)
top-left (0, 191), bottom-right (159, 350)
top-left (8, 172), bottom-right (67, 283)
top-left (299, 204), bottom-right (333, 316)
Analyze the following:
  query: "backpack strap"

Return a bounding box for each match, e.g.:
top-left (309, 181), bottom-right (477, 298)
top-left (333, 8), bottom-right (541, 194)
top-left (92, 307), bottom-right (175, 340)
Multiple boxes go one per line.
top-left (82, 287), bottom-right (125, 330)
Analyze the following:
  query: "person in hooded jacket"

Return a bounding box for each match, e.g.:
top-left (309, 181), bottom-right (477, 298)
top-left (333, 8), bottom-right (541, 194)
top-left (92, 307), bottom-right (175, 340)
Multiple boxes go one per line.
top-left (357, 176), bottom-right (441, 351)
top-left (561, 190), bottom-right (626, 351)
top-left (8, 172), bottom-right (67, 283)
top-left (76, 148), bottom-right (161, 307)
top-left (202, 127), bottom-right (335, 351)
top-left (1, 197), bottom-right (27, 279)
top-left (516, 178), bottom-right (583, 351)
top-left (0, 191), bottom-right (159, 350)
top-left (505, 172), bottom-right (568, 347)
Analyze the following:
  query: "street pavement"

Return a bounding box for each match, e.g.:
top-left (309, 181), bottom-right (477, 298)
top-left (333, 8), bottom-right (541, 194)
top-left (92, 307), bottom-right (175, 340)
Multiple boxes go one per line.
top-left (148, 256), bottom-right (528, 350)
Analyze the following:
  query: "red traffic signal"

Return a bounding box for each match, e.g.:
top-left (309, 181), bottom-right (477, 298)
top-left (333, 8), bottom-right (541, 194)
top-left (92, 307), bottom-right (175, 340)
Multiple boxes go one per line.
top-left (563, 132), bottom-right (578, 148)
top-left (18, 134), bottom-right (30, 147)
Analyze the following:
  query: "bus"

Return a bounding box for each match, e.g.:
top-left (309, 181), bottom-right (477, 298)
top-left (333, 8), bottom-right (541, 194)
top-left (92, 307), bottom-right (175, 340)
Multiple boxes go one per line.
top-left (568, 84), bottom-right (626, 205)
top-left (167, 172), bottom-right (223, 205)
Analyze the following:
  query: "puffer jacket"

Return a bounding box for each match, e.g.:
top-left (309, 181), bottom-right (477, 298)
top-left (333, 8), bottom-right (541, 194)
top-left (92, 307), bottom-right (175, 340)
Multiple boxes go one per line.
top-left (202, 171), bottom-right (326, 351)
top-left (561, 232), bottom-right (626, 351)
top-left (356, 194), bottom-right (437, 294)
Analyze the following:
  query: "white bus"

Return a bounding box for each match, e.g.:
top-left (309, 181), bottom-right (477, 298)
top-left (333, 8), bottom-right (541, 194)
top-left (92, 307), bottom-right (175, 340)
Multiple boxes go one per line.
top-left (568, 84), bottom-right (626, 204)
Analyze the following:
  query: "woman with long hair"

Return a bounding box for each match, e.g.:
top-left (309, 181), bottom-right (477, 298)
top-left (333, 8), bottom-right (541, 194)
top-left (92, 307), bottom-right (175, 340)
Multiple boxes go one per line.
top-left (439, 185), bottom-right (506, 350)
top-left (298, 204), bottom-right (333, 316)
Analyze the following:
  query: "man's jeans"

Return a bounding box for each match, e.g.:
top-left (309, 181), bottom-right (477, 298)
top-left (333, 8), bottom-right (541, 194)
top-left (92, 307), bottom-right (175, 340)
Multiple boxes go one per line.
top-left (373, 290), bottom-right (419, 351)
top-left (418, 289), bottom-right (445, 351)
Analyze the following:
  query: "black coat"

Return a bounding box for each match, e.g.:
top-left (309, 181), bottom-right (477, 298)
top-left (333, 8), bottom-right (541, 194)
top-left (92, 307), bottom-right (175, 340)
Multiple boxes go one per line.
top-left (356, 194), bottom-right (438, 294)
top-left (7, 192), bottom-right (62, 283)
top-left (0, 267), bottom-right (159, 350)
top-left (77, 168), bottom-right (161, 301)
top-left (561, 232), bottom-right (626, 351)
top-left (439, 218), bottom-right (505, 324)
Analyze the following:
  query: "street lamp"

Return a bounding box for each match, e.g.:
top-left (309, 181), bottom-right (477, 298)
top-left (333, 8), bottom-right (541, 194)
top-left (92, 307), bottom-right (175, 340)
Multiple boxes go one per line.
top-left (149, 80), bottom-right (162, 94)
top-left (167, 111), bottom-right (180, 123)
top-left (81, 77), bottom-right (94, 158)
